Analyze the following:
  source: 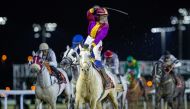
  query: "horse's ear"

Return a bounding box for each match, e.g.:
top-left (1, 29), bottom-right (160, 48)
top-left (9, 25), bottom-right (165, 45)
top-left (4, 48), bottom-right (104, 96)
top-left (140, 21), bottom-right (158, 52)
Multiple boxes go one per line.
top-left (66, 45), bottom-right (70, 50)
top-left (79, 44), bottom-right (83, 51)
top-left (32, 51), bottom-right (36, 56)
top-left (39, 52), bottom-right (43, 58)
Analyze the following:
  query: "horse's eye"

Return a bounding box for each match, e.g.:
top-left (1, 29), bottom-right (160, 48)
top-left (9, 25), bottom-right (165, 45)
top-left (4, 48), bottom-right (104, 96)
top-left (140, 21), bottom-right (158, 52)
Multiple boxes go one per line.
top-left (72, 52), bottom-right (77, 57)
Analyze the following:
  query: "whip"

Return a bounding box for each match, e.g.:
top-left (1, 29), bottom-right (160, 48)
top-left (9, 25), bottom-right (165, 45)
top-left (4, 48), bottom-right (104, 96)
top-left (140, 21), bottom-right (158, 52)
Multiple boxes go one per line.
top-left (105, 7), bottom-right (129, 16)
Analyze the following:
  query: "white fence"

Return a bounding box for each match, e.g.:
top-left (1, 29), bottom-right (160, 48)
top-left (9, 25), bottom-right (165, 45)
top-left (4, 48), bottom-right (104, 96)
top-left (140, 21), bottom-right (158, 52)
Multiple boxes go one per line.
top-left (0, 89), bottom-right (190, 109)
top-left (0, 90), bottom-right (35, 109)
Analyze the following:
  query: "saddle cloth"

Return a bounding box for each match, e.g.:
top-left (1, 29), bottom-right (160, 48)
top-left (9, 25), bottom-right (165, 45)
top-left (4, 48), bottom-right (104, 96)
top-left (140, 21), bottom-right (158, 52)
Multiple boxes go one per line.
top-left (44, 63), bottom-right (67, 84)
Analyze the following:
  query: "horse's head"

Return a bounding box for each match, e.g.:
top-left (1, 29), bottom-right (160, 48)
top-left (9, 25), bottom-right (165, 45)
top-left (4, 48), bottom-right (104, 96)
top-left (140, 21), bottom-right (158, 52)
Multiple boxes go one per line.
top-left (79, 46), bottom-right (92, 73)
top-left (61, 45), bottom-right (79, 69)
top-left (29, 51), bottom-right (43, 73)
top-left (126, 70), bottom-right (136, 85)
top-left (153, 62), bottom-right (165, 86)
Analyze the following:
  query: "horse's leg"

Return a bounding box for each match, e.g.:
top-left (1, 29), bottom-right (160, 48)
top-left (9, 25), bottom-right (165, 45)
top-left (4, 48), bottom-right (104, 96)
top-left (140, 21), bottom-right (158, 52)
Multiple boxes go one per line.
top-left (65, 85), bottom-right (71, 109)
top-left (142, 93), bottom-right (148, 109)
top-left (122, 91), bottom-right (127, 109)
top-left (108, 92), bottom-right (119, 109)
top-left (47, 104), bottom-right (51, 109)
top-left (71, 83), bottom-right (76, 109)
top-left (50, 102), bottom-right (56, 109)
top-left (90, 99), bottom-right (97, 109)
top-left (118, 95), bottom-right (123, 109)
top-left (96, 102), bottom-right (102, 109)
top-left (177, 92), bottom-right (184, 109)
top-left (164, 101), bottom-right (168, 109)
top-left (75, 98), bottom-right (80, 109)
top-left (75, 96), bottom-right (84, 109)
top-left (65, 95), bottom-right (71, 109)
top-left (35, 98), bottom-right (42, 109)
top-left (177, 95), bottom-right (182, 109)
top-left (167, 98), bottom-right (174, 109)
top-left (70, 97), bottom-right (75, 109)
top-left (155, 94), bottom-right (161, 109)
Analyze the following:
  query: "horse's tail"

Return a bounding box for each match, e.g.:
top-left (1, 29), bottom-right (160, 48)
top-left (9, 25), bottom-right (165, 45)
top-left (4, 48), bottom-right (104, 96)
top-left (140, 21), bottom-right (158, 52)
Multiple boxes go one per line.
top-left (115, 83), bottom-right (124, 92)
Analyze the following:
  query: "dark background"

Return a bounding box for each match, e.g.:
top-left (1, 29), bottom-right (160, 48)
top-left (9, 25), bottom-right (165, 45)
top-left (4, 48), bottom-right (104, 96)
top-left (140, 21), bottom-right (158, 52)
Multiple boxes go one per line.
top-left (0, 0), bottom-right (190, 88)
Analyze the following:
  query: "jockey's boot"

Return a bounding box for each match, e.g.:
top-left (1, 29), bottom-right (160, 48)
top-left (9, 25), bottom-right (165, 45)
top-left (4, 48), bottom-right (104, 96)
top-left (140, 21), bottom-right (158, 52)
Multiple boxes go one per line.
top-left (99, 68), bottom-right (114, 90)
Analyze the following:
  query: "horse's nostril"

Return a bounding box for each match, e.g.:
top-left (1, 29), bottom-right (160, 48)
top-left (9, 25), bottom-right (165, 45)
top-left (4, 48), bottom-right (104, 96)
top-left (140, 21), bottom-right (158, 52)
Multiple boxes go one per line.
top-left (87, 69), bottom-right (89, 71)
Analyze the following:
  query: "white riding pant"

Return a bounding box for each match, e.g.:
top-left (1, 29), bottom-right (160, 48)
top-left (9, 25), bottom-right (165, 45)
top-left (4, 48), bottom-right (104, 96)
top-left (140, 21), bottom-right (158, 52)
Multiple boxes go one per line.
top-left (84, 35), bottom-right (102, 61)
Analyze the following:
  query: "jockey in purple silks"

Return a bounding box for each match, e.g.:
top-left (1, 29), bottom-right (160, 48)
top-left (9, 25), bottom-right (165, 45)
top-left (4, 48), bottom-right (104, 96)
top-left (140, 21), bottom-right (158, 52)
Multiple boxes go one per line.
top-left (83, 5), bottom-right (114, 90)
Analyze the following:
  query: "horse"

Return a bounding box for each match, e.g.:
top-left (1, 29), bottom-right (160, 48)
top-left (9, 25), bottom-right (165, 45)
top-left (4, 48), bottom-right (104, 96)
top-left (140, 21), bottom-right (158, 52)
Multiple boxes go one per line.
top-left (103, 65), bottom-right (127, 109)
top-left (152, 62), bottom-right (185, 109)
top-left (125, 71), bottom-right (148, 109)
top-left (60, 46), bottom-right (80, 108)
top-left (75, 46), bottom-right (123, 109)
top-left (29, 51), bottom-right (71, 109)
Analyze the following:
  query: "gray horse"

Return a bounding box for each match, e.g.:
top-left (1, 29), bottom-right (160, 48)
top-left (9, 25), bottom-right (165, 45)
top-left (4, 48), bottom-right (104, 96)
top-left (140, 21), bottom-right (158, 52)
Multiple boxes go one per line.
top-left (152, 62), bottom-right (185, 109)
top-left (60, 46), bottom-right (80, 109)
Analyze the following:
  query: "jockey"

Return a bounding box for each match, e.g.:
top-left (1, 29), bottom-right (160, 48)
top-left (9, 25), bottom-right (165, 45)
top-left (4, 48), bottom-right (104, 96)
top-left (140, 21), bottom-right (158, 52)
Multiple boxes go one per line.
top-left (72, 34), bottom-right (84, 53)
top-left (38, 43), bottom-right (63, 84)
top-left (103, 50), bottom-right (120, 75)
top-left (83, 5), bottom-right (114, 89)
top-left (103, 50), bottom-right (122, 84)
top-left (124, 56), bottom-right (140, 80)
top-left (159, 50), bottom-right (182, 87)
top-left (124, 56), bottom-right (145, 89)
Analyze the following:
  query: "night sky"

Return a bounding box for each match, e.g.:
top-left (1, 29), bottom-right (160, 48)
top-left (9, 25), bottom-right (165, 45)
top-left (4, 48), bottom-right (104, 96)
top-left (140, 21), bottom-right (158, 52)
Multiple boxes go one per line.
top-left (0, 0), bottom-right (190, 88)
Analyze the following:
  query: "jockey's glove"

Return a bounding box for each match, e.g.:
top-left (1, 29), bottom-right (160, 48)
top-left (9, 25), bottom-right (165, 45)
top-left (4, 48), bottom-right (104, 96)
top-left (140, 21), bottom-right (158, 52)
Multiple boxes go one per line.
top-left (83, 44), bottom-right (89, 50)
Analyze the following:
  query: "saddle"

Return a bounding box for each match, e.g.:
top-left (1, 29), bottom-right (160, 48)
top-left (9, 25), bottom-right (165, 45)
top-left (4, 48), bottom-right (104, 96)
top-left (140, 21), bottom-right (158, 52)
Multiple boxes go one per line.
top-left (44, 63), bottom-right (67, 84)
top-left (92, 63), bottom-right (114, 90)
top-left (57, 72), bottom-right (67, 84)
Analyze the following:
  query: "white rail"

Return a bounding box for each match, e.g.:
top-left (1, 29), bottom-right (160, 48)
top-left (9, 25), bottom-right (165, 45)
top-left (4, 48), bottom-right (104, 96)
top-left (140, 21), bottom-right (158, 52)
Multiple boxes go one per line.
top-left (0, 89), bottom-right (190, 109)
top-left (0, 90), bottom-right (35, 109)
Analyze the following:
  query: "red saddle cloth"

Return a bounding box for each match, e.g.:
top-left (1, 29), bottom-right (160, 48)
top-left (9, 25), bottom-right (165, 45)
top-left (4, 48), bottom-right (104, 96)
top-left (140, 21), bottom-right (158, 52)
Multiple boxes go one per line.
top-left (45, 63), bottom-right (67, 84)
top-left (57, 71), bottom-right (67, 84)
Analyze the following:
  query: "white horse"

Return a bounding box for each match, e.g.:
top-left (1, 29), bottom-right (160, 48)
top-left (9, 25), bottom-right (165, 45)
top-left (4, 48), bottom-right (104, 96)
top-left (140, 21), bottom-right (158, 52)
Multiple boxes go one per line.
top-left (120, 75), bottom-right (129, 109)
top-left (75, 47), bottom-right (123, 109)
top-left (29, 51), bottom-right (71, 109)
top-left (60, 46), bottom-right (80, 108)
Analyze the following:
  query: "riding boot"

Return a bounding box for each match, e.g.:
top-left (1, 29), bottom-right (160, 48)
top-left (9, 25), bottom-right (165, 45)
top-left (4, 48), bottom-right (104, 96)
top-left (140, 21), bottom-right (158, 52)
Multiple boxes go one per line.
top-left (99, 68), bottom-right (114, 90)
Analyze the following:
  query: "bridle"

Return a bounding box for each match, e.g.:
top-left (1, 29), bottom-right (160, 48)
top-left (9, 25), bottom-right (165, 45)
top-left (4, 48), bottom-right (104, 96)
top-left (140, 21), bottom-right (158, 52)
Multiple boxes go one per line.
top-left (61, 49), bottom-right (79, 69)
